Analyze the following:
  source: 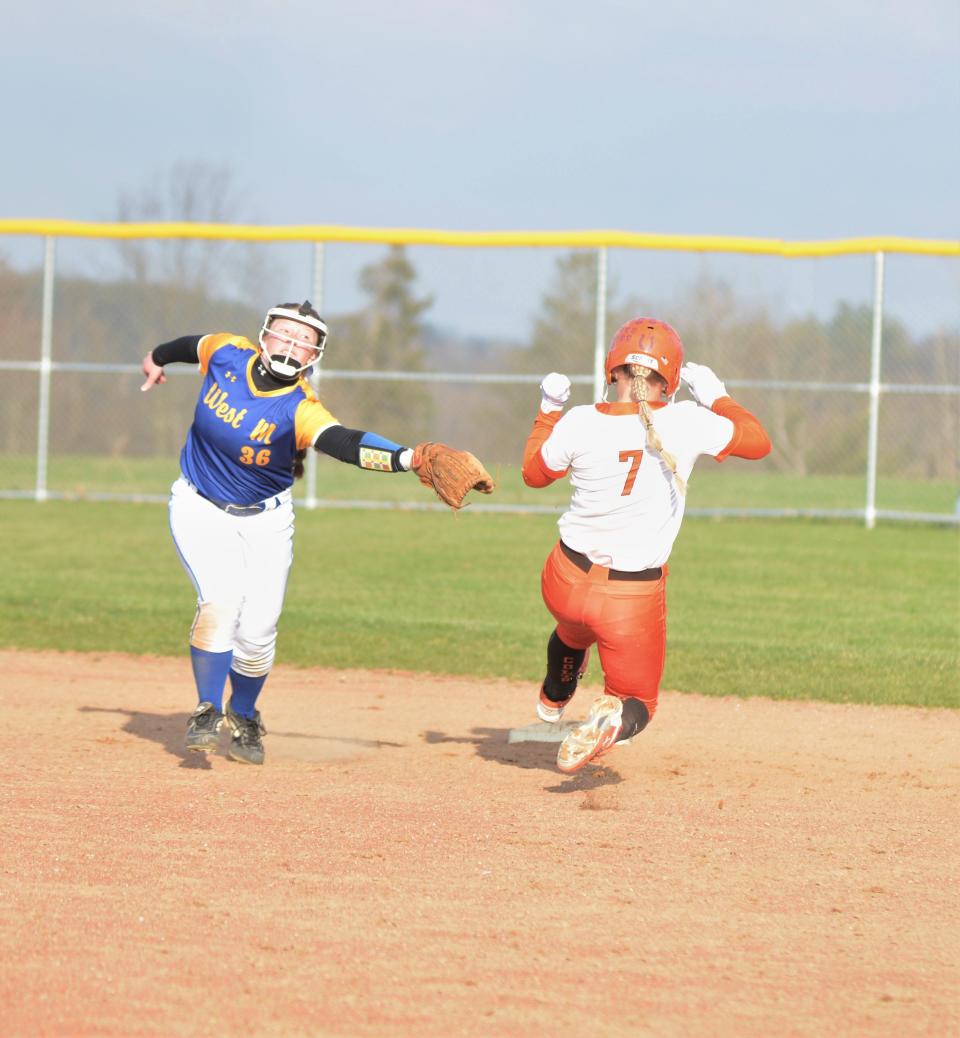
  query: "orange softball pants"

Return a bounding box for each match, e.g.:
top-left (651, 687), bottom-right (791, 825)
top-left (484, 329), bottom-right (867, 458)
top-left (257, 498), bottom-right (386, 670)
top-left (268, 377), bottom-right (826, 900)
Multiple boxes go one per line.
top-left (540, 541), bottom-right (667, 718)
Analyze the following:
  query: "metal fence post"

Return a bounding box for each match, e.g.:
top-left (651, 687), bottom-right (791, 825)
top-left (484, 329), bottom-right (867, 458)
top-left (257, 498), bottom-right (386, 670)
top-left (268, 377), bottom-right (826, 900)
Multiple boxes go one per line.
top-left (35, 236), bottom-right (56, 502)
top-left (304, 241), bottom-right (326, 510)
top-left (864, 251), bottom-right (885, 529)
top-left (593, 247), bottom-right (608, 401)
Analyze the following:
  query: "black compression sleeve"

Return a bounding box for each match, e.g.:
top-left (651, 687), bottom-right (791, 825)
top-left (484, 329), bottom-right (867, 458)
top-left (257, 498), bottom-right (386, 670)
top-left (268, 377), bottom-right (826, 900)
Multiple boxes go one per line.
top-left (314, 426), bottom-right (408, 471)
top-left (315, 425), bottom-right (364, 463)
top-left (152, 336), bottom-right (202, 366)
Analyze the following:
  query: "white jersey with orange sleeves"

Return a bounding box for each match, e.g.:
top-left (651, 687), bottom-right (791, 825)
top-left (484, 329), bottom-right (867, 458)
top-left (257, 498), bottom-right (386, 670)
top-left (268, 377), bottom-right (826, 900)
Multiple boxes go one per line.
top-left (540, 400), bottom-right (734, 570)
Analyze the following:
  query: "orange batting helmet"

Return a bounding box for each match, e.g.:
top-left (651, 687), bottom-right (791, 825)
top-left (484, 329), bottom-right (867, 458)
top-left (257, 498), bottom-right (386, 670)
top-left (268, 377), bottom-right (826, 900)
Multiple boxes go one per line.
top-left (605, 318), bottom-right (685, 396)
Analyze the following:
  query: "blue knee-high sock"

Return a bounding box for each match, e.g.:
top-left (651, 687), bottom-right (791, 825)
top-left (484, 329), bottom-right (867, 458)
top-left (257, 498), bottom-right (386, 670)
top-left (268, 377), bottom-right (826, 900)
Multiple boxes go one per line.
top-left (189, 647), bottom-right (233, 711)
top-left (228, 670), bottom-right (268, 718)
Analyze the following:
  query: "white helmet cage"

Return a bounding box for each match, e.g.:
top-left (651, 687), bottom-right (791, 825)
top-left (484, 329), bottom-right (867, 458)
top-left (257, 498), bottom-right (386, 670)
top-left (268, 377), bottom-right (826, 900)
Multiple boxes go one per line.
top-left (258, 301), bottom-right (329, 380)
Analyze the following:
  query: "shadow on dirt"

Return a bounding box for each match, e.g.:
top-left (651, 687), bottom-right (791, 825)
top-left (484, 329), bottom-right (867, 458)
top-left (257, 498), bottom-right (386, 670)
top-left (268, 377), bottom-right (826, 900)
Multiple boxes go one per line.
top-left (79, 706), bottom-right (403, 769)
top-left (79, 705), bottom-right (212, 769)
top-left (423, 727), bottom-right (624, 791)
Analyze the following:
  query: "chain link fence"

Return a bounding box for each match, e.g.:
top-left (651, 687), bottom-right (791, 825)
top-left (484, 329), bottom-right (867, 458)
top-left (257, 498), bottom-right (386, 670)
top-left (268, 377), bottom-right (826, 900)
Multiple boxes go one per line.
top-left (0, 223), bottom-right (957, 525)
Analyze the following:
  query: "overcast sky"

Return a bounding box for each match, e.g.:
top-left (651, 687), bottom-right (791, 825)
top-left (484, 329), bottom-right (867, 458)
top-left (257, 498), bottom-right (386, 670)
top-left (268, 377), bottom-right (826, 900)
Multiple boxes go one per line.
top-left (2, 0), bottom-right (958, 338)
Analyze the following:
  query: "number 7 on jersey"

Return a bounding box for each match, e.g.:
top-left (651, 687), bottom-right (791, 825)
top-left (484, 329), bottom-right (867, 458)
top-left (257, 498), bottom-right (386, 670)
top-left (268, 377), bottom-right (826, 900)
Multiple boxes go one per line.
top-left (619, 449), bottom-right (644, 495)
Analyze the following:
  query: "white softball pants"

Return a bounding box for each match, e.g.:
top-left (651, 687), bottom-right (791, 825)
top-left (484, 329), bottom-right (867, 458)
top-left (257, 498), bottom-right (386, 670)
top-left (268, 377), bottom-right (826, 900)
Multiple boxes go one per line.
top-left (168, 477), bottom-right (295, 677)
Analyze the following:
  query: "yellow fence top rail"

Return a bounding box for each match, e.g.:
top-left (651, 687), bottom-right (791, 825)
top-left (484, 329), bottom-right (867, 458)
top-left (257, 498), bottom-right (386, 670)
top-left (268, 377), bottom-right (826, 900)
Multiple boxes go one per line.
top-left (1, 219), bottom-right (958, 257)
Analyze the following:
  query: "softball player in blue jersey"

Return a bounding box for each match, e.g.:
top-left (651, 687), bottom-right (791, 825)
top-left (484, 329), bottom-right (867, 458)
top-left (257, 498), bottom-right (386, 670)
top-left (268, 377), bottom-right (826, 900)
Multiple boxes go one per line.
top-left (140, 300), bottom-right (476, 765)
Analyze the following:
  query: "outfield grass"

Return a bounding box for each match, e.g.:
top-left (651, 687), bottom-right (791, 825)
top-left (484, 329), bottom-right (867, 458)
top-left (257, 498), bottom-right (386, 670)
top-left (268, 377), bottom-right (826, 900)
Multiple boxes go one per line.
top-left (1, 500), bottom-right (956, 709)
top-left (3, 453), bottom-right (959, 515)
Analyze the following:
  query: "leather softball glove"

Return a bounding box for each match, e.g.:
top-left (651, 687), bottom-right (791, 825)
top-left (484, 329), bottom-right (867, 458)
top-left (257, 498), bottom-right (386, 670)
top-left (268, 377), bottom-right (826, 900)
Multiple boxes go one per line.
top-left (411, 442), bottom-right (495, 510)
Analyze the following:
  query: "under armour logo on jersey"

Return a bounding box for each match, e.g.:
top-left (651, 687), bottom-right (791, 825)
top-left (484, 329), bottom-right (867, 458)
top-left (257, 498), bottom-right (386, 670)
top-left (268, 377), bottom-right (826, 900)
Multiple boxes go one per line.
top-left (224, 370), bottom-right (238, 382)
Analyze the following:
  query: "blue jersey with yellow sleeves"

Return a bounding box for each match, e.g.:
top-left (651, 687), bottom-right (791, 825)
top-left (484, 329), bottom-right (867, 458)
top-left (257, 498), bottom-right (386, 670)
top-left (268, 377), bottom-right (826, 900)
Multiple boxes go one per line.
top-left (180, 333), bottom-right (338, 504)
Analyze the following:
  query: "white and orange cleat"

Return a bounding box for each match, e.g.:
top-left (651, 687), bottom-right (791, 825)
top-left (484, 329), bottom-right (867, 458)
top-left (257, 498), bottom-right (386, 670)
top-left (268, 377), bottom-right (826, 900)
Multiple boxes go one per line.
top-left (556, 694), bottom-right (624, 773)
top-left (537, 686), bottom-right (574, 723)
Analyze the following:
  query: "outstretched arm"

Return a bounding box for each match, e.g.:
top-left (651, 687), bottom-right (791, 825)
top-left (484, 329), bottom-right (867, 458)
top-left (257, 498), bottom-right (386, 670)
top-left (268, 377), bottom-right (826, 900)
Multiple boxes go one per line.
top-left (140, 336), bottom-right (202, 392)
top-left (314, 425), bottom-right (413, 472)
top-left (312, 426), bottom-right (494, 510)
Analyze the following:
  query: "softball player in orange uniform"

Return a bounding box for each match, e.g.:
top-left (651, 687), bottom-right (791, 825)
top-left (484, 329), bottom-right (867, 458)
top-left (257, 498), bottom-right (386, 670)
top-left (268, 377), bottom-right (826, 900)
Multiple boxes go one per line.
top-left (522, 318), bottom-right (771, 773)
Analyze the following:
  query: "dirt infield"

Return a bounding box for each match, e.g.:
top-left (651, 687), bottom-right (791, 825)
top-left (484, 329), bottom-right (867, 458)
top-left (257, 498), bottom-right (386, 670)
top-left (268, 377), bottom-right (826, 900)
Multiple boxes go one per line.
top-left (1, 649), bottom-right (957, 1037)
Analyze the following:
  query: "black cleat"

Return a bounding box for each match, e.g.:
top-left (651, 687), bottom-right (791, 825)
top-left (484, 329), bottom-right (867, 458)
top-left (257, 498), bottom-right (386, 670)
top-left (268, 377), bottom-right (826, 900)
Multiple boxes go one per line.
top-left (185, 702), bottom-right (224, 753)
top-left (225, 701), bottom-right (266, 766)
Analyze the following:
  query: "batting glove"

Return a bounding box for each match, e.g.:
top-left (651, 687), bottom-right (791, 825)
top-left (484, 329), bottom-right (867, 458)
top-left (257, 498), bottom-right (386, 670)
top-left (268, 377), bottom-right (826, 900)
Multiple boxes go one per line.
top-left (680, 362), bottom-right (728, 408)
top-left (540, 372), bottom-right (571, 413)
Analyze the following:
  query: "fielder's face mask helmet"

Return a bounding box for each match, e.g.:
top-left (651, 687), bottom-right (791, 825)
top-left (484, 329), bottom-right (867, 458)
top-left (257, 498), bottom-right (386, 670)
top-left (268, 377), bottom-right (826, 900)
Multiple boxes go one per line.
top-left (605, 318), bottom-right (685, 397)
top-left (258, 301), bottom-right (329, 381)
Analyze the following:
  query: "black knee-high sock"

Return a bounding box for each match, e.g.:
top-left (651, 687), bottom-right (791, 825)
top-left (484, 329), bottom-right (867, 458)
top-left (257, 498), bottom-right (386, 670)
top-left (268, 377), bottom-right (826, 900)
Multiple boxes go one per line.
top-left (542, 630), bottom-right (587, 702)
